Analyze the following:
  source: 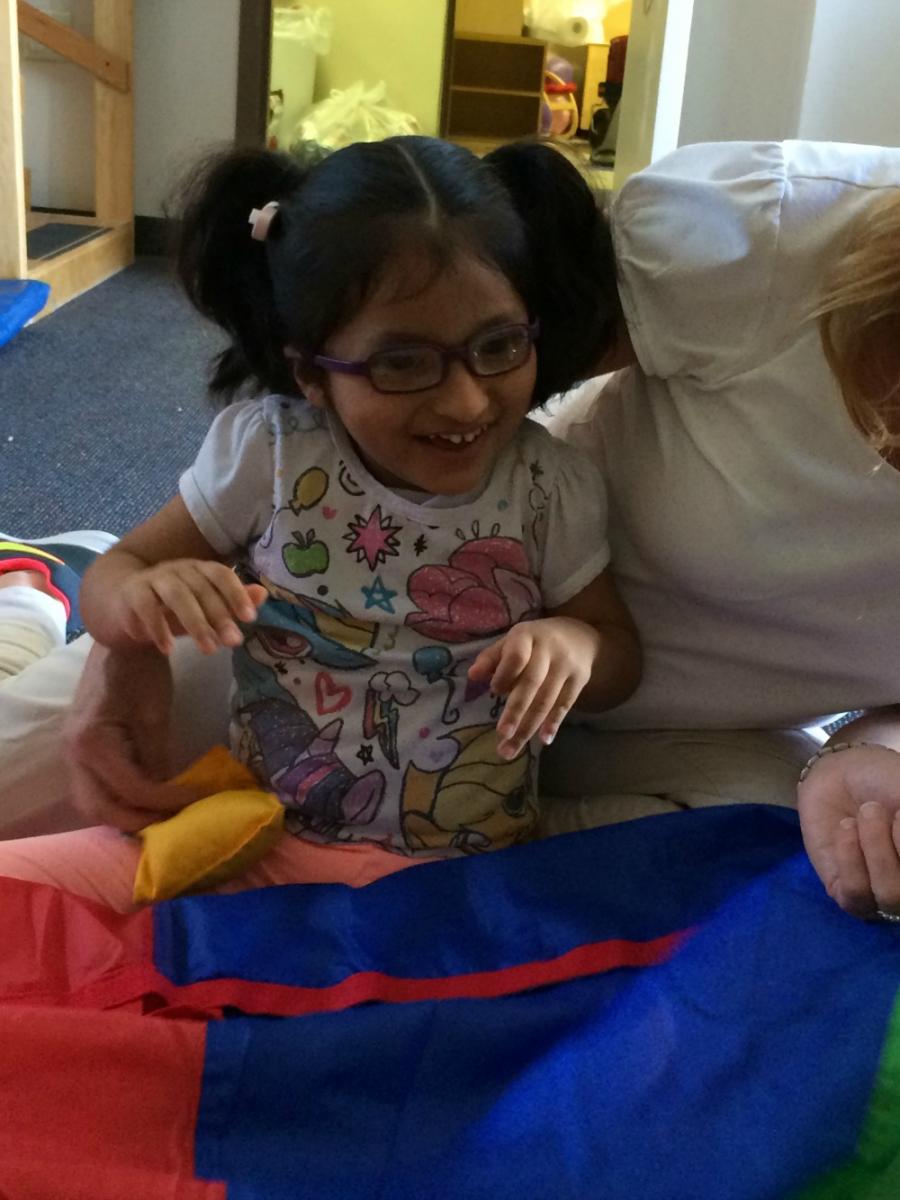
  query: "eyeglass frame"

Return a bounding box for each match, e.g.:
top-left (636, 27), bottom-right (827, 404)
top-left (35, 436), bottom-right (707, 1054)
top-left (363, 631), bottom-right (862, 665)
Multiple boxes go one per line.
top-left (310, 320), bottom-right (541, 395)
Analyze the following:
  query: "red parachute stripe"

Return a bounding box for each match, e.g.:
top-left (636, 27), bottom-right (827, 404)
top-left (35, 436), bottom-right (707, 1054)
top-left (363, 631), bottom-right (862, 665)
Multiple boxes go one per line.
top-left (0, 877), bottom-right (686, 1018)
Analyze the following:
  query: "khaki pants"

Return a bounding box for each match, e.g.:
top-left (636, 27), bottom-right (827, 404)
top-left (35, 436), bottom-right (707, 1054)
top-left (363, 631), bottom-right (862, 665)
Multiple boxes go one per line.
top-left (537, 724), bottom-right (817, 836)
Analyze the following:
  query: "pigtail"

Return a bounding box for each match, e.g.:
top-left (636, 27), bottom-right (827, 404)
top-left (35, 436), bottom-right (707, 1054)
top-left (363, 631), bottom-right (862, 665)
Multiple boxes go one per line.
top-left (172, 145), bottom-right (319, 400)
top-left (484, 141), bottom-right (620, 399)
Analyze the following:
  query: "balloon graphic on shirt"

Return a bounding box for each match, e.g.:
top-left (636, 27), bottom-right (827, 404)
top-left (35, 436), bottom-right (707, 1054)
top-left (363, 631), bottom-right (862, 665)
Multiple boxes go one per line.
top-left (413, 645), bottom-right (461, 724)
top-left (290, 467), bottom-right (329, 514)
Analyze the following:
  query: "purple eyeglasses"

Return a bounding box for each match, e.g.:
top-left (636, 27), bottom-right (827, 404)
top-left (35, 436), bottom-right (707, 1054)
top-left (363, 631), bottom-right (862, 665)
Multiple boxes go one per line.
top-left (312, 321), bottom-right (540, 395)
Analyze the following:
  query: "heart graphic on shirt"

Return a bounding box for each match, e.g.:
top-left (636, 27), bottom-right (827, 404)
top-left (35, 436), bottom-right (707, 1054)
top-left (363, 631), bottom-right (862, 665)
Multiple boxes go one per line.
top-left (322, 506), bottom-right (337, 519)
top-left (315, 670), bottom-right (352, 715)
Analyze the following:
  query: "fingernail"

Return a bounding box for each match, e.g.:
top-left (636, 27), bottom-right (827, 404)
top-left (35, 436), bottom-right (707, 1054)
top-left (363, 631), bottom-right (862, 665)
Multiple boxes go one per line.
top-left (861, 801), bottom-right (883, 820)
top-left (840, 817), bottom-right (857, 831)
top-left (542, 729), bottom-right (556, 746)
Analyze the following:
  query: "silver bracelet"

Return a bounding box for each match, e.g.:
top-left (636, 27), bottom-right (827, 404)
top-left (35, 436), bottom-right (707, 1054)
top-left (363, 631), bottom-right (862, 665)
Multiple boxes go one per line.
top-left (798, 741), bottom-right (878, 784)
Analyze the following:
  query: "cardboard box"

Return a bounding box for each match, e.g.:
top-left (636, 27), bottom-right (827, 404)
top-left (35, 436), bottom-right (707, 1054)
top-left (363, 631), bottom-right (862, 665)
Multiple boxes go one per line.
top-left (455, 0), bottom-right (523, 38)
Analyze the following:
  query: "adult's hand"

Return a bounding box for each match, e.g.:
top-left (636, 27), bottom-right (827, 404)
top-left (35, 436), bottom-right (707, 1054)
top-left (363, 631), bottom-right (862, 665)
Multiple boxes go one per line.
top-left (64, 641), bottom-right (202, 832)
top-left (798, 743), bottom-right (900, 918)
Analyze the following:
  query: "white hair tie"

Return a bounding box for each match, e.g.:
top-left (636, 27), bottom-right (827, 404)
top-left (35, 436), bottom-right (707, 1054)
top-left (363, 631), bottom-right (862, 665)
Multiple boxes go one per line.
top-left (249, 201), bottom-right (280, 241)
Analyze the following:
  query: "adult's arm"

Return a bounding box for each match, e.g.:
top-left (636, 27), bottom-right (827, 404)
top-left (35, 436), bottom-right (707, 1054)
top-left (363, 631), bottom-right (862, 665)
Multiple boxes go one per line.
top-left (64, 641), bottom-right (204, 832)
top-left (798, 705), bottom-right (900, 917)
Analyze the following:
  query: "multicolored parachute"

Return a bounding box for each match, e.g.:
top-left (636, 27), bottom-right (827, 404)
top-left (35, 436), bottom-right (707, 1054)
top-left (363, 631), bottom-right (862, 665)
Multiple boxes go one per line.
top-left (1, 805), bottom-right (899, 1199)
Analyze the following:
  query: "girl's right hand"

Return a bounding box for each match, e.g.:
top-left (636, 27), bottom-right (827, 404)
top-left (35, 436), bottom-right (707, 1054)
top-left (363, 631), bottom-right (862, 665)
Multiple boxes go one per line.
top-left (117, 559), bottom-right (267, 655)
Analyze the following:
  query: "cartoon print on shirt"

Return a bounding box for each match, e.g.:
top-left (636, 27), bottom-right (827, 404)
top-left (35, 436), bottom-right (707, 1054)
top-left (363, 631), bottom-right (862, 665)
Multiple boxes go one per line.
top-left (412, 644), bottom-right (461, 724)
top-left (262, 401), bottom-right (324, 442)
top-left (241, 581), bottom-right (379, 672)
top-left (338, 460), bottom-right (365, 496)
top-left (290, 467), bottom-right (329, 513)
top-left (400, 724), bottom-right (536, 853)
top-left (405, 526), bottom-right (541, 644)
top-left (362, 575), bottom-right (398, 614)
top-left (282, 529), bottom-right (330, 578)
top-left (363, 670), bottom-right (420, 768)
top-left (528, 460), bottom-right (550, 544)
top-left (344, 505), bottom-right (403, 571)
top-left (314, 670), bottom-right (352, 716)
top-left (237, 696), bottom-right (385, 838)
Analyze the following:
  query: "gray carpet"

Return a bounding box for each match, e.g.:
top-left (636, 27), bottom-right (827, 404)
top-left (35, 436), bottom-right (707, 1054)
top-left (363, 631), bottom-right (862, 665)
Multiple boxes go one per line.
top-left (0, 258), bottom-right (226, 537)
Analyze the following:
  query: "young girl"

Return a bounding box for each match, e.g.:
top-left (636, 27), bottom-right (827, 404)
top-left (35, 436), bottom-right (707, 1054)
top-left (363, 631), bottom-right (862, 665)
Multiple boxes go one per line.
top-left (14, 136), bottom-right (639, 904)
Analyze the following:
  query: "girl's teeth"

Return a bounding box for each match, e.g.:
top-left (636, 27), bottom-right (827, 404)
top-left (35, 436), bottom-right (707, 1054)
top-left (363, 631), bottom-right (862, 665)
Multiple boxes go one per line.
top-left (430, 428), bottom-right (483, 445)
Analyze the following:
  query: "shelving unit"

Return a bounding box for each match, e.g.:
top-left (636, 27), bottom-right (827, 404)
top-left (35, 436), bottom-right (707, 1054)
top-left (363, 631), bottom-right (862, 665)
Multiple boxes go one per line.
top-left (445, 31), bottom-right (546, 141)
top-left (0, 0), bottom-right (133, 319)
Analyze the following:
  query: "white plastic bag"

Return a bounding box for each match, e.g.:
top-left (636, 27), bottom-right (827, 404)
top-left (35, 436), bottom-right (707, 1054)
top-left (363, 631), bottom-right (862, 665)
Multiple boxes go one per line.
top-left (293, 81), bottom-right (420, 150)
top-left (272, 5), bottom-right (332, 54)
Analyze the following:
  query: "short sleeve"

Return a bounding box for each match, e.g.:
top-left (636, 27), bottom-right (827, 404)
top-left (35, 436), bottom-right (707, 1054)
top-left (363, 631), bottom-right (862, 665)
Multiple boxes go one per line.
top-left (535, 438), bottom-right (610, 609)
top-left (179, 399), bottom-right (274, 556)
top-left (613, 141), bottom-right (787, 384)
top-left (614, 140), bottom-right (900, 387)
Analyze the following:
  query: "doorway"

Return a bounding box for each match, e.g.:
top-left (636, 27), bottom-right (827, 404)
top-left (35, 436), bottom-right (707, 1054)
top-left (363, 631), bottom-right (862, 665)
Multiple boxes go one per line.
top-left (234, 0), bottom-right (695, 189)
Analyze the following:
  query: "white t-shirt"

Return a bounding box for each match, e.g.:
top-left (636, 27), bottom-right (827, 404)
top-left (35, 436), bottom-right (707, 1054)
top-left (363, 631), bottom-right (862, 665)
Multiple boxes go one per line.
top-left (547, 140), bottom-right (900, 731)
top-left (181, 396), bottom-right (609, 853)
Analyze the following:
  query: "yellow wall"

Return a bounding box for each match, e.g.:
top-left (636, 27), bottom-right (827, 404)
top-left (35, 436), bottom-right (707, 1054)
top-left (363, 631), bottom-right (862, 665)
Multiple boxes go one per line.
top-left (314, 1), bottom-right (450, 135)
top-left (604, 0), bottom-right (632, 40)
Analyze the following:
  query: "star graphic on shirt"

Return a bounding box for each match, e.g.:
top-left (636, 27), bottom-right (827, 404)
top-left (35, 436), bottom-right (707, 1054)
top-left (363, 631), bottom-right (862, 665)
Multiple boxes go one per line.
top-left (413, 533), bottom-right (428, 556)
top-left (362, 575), bottom-right (397, 613)
top-left (529, 460), bottom-right (544, 482)
top-left (344, 505), bottom-right (402, 571)
top-left (356, 743), bottom-right (374, 765)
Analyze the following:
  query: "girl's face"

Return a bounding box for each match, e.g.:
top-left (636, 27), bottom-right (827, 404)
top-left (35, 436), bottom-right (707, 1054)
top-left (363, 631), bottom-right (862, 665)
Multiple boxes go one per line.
top-left (299, 249), bottom-right (536, 496)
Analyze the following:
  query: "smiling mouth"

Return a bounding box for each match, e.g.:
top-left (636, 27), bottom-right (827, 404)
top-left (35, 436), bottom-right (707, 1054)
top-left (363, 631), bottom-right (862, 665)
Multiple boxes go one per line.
top-left (423, 426), bottom-right (487, 448)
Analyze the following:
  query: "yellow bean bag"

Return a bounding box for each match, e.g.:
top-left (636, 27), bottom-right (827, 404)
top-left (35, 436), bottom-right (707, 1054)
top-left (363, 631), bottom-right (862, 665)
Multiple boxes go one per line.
top-left (133, 745), bottom-right (284, 904)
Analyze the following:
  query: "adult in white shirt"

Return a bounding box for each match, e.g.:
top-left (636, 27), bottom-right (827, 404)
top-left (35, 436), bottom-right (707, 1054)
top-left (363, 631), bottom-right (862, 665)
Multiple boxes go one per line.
top-left (2, 138), bottom-right (899, 917)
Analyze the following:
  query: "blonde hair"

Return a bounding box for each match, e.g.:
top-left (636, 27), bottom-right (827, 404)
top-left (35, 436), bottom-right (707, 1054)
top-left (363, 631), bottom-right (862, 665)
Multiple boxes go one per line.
top-left (818, 189), bottom-right (900, 454)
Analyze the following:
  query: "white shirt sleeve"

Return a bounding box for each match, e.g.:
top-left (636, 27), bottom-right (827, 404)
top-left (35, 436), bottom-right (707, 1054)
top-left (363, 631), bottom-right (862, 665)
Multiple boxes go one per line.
top-left (613, 141), bottom-right (787, 384)
top-left (613, 140), bottom-right (900, 387)
top-left (179, 399), bottom-right (274, 557)
top-left (535, 438), bottom-right (611, 609)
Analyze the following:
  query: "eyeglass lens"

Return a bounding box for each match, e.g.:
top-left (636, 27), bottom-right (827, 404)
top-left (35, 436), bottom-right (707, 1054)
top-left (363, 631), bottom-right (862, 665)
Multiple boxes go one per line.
top-left (368, 326), bottom-right (532, 393)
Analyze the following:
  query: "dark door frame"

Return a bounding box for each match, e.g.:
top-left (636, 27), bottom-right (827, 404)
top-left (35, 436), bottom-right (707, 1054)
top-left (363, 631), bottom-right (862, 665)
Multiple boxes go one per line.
top-left (235, 0), bottom-right (455, 147)
top-left (235, 0), bottom-right (273, 146)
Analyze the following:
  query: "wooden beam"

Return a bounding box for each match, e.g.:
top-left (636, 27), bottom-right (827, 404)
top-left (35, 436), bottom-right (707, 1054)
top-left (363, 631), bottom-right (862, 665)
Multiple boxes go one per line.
top-left (17, 0), bottom-right (129, 92)
top-left (93, 0), bottom-right (133, 225)
top-left (0, 0), bottom-right (27, 278)
top-left (28, 221), bottom-right (133, 318)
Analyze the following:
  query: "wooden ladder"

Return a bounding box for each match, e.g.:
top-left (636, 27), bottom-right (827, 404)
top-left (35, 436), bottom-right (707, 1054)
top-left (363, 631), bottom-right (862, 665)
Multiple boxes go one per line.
top-left (0, 0), bottom-right (133, 318)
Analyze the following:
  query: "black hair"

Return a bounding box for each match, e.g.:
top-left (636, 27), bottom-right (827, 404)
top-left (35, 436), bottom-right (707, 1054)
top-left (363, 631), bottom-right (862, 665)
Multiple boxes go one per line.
top-left (175, 136), bottom-right (539, 402)
top-left (483, 141), bottom-right (620, 400)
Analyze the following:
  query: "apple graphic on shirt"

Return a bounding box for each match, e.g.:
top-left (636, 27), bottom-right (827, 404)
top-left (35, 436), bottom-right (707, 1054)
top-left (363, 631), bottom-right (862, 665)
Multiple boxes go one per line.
top-left (283, 530), bottom-right (330, 578)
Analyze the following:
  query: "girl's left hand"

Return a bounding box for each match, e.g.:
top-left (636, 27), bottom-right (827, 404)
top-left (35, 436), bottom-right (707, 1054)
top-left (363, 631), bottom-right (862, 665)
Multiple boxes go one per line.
top-left (468, 617), bottom-right (602, 760)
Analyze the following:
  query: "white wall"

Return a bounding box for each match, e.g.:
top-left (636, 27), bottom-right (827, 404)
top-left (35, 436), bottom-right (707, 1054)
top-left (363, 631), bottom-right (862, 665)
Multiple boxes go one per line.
top-left (134, 0), bottom-right (241, 216)
top-left (798, 0), bottom-right (900, 146)
top-left (678, 0), bottom-right (816, 145)
top-left (21, 0), bottom-right (241, 216)
top-left (21, 0), bottom-right (94, 210)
